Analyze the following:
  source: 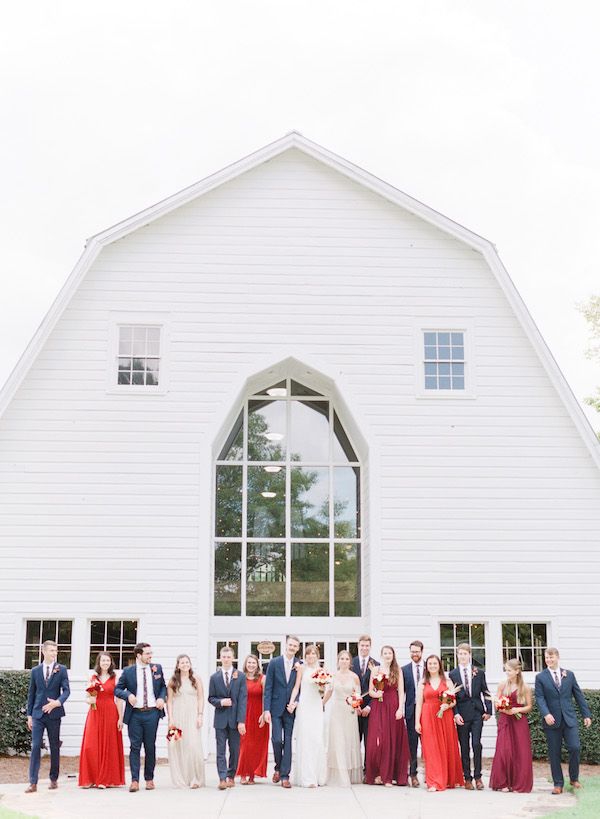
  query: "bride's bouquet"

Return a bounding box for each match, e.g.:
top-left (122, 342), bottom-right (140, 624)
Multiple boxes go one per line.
top-left (311, 668), bottom-right (332, 698)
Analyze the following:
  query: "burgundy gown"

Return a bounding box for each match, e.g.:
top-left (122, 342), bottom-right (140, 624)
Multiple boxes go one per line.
top-left (79, 676), bottom-right (125, 787)
top-left (365, 680), bottom-right (409, 785)
top-left (489, 689), bottom-right (533, 793)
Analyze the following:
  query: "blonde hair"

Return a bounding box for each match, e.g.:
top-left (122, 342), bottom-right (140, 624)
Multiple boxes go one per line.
top-left (337, 650), bottom-right (351, 668)
top-left (501, 658), bottom-right (529, 704)
top-left (304, 643), bottom-right (320, 660)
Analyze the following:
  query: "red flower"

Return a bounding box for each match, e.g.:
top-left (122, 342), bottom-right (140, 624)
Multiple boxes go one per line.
top-left (151, 665), bottom-right (158, 673)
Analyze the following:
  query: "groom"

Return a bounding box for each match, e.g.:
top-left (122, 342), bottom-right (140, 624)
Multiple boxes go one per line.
top-left (535, 647), bottom-right (592, 794)
top-left (115, 642), bottom-right (167, 792)
top-left (263, 634), bottom-right (301, 788)
top-left (25, 640), bottom-right (71, 793)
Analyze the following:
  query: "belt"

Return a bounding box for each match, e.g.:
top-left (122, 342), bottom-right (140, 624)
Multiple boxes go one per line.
top-left (137, 707), bottom-right (155, 712)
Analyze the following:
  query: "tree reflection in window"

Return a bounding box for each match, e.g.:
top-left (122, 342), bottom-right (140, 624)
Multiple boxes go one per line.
top-left (214, 379), bottom-right (361, 617)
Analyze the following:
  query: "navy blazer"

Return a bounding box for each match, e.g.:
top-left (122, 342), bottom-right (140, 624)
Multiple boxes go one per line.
top-left (449, 665), bottom-right (492, 719)
top-left (401, 662), bottom-right (422, 720)
top-left (208, 669), bottom-right (248, 729)
top-left (26, 663), bottom-right (70, 721)
top-left (263, 656), bottom-right (300, 717)
top-left (535, 667), bottom-right (591, 729)
top-left (351, 655), bottom-right (379, 708)
top-left (115, 663), bottom-right (168, 725)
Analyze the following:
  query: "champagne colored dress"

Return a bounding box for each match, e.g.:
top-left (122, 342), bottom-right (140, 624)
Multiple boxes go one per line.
top-left (168, 677), bottom-right (205, 788)
top-left (326, 672), bottom-right (362, 786)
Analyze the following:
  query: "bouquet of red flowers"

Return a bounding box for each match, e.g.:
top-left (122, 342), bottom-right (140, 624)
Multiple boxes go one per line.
top-left (345, 690), bottom-right (363, 712)
top-left (166, 726), bottom-right (183, 742)
top-left (311, 668), bottom-right (332, 698)
top-left (496, 695), bottom-right (522, 719)
top-left (371, 671), bottom-right (389, 699)
top-left (437, 682), bottom-right (462, 718)
top-left (85, 677), bottom-right (104, 711)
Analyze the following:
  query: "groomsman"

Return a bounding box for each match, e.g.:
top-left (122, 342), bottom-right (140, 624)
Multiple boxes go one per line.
top-left (25, 640), bottom-right (71, 793)
top-left (263, 634), bottom-right (301, 788)
top-left (208, 646), bottom-right (247, 789)
top-left (450, 643), bottom-right (492, 790)
top-left (351, 634), bottom-right (379, 775)
top-left (535, 647), bottom-right (592, 794)
top-left (401, 640), bottom-right (425, 787)
top-left (115, 642), bottom-right (167, 792)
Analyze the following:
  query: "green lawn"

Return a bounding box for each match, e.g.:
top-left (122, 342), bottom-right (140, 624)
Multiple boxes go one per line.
top-left (540, 778), bottom-right (600, 818)
top-left (0, 807), bottom-right (39, 819)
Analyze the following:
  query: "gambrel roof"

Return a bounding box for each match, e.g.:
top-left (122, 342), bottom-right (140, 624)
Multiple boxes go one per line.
top-left (1, 131), bottom-right (599, 468)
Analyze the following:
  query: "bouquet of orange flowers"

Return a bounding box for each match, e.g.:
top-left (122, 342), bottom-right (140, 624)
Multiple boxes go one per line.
top-left (312, 668), bottom-right (332, 698)
top-left (437, 682), bottom-right (462, 718)
top-left (166, 726), bottom-right (183, 742)
top-left (85, 677), bottom-right (104, 710)
top-left (345, 690), bottom-right (363, 712)
top-left (496, 695), bottom-right (522, 719)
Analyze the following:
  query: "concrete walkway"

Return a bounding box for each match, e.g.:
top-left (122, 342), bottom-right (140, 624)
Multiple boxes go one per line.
top-left (0, 767), bottom-right (577, 819)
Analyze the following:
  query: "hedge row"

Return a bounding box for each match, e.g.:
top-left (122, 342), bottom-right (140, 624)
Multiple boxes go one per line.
top-left (528, 689), bottom-right (600, 764)
top-left (0, 670), bottom-right (31, 755)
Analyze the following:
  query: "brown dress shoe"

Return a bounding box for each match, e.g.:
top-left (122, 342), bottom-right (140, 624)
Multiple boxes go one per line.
top-left (464, 781), bottom-right (474, 790)
top-left (226, 777), bottom-right (235, 788)
top-left (281, 779), bottom-right (292, 788)
top-left (475, 779), bottom-right (484, 790)
top-left (570, 781), bottom-right (582, 789)
top-left (48, 781), bottom-right (58, 790)
top-left (129, 781), bottom-right (139, 792)
top-left (410, 776), bottom-right (420, 788)
top-left (145, 780), bottom-right (155, 790)
top-left (25, 784), bottom-right (37, 793)
top-left (552, 786), bottom-right (563, 795)
top-left (272, 771), bottom-right (281, 783)
top-left (218, 780), bottom-right (228, 790)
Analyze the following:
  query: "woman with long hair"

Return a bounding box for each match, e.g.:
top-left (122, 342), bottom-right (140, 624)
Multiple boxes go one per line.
top-left (489, 658), bottom-right (533, 792)
top-left (415, 654), bottom-right (463, 792)
top-left (324, 650), bottom-right (362, 786)
top-left (167, 654), bottom-right (205, 788)
top-left (236, 654), bottom-right (269, 784)
top-left (365, 645), bottom-right (409, 786)
top-left (79, 652), bottom-right (125, 788)
top-left (288, 644), bottom-right (328, 787)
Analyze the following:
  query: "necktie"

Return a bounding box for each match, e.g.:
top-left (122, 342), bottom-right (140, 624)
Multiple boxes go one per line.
top-left (463, 667), bottom-right (470, 697)
top-left (143, 666), bottom-right (148, 707)
top-left (553, 671), bottom-right (560, 689)
top-left (361, 658), bottom-right (366, 676)
top-left (225, 670), bottom-right (230, 688)
top-left (45, 665), bottom-right (50, 683)
top-left (416, 664), bottom-right (421, 685)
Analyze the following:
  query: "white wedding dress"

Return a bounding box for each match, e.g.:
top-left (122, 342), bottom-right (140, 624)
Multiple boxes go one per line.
top-left (292, 665), bottom-right (327, 787)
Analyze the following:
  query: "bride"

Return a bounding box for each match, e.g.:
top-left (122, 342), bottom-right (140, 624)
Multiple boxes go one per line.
top-left (287, 644), bottom-right (328, 787)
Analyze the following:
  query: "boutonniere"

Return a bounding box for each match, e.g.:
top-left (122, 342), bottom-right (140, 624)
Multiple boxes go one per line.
top-left (293, 662), bottom-right (302, 672)
top-left (472, 668), bottom-right (478, 677)
top-left (52, 665), bottom-right (61, 674)
top-left (232, 670), bottom-right (239, 680)
top-left (151, 665), bottom-right (158, 673)
top-left (561, 670), bottom-right (568, 679)
top-left (367, 660), bottom-right (376, 671)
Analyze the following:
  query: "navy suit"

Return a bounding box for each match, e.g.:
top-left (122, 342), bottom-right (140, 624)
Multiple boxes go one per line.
top-left (351, 655), bottom-right (379, 768)
top-left (263, 655), bottom-right (300, 780)
top-left (535, 667), bottom-right (591, 787)
top-left (401, 662), bottom-right (423, 777)
top-left (449, 665), bottom-right (492, 782)
top-left (26, 663), bottom-right (70, 785)
top-left (208, 669), bottom-right (248, 781)
top-left (115, 663), bottom-right (167, 783)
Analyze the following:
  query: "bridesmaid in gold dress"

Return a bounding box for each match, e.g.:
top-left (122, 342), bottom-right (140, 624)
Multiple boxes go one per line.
top-left (167, 654), bottom-right (206, 788)
top-left (324, 650), bottom-right (362, 786)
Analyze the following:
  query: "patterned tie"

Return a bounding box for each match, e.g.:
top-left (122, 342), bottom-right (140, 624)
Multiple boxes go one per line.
top-left (463, 667), bottom-right (470, 697)
top-left (143, 666), bottom-right (148, 707)
top-left (416, 664), bottom-right (421, 685)
top-left (361, 658), bottom-right (366, 677)
top-left (45, 665), bottom-right (50, 684)
top-left (225, 670), bottom-right (230, 688)
top-left (553, 671), bottom-right (561, 689)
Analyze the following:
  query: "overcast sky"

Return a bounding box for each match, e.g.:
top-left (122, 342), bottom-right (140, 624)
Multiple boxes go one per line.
top-left (1, 1), bottom-right (598, 429)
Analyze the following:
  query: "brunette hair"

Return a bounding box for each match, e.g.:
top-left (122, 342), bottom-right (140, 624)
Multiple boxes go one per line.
top-left (423, 654), bottom-right (444, 684)
top-left (358, 635), bottom-right (372, 644)
top-left (134, 642), bottom-right (151, 657)
top-left (304, 643), bottom-right (320, 660)
top-left (286, 634), bottom-right (300, 645)
top-left (409, 640), bottom-right (424, 651)
top-left (500, 658), bottom-right (529, 704)
top-left (168, 654), bottom-right (198, 694)
top-left (93, 652), bottom-right (116, 678)
top-left (380, 645), bottom-right (400, 686)
top-left (242, 654), bottom-right (262, 680)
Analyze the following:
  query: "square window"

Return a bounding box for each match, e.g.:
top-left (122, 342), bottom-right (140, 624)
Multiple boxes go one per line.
top-left (439, 623), bottom-right (486, 669)
top-left (501, 622), bottom-right (547, 672)
top-left (88, 620), bottom-right (138, 669)
top-left (25, 619), bottom-right (73, 670)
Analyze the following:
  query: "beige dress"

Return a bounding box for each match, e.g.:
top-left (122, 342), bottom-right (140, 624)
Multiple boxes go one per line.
top-left (168, 677), bottom-right (205, 788)
top-left (326, 672), bottom-right (362, 786)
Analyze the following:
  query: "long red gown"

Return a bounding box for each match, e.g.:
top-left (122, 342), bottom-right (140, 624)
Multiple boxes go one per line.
top-left (236, 675), bottom-right (269, 779)
top-left (78, 675), bottom-right (125, 787)
top-left (365, 680), bottom-right (410, 785)
top-left (420, 680), bottom-right (464, 791)
top-left (489, 689), bottom-right (533, 793)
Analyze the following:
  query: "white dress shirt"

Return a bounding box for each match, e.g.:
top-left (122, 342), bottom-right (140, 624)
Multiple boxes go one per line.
top-left (221, 667), bottom-right (233, 686)
top-left (135, 663), bottom-right (156, 708)
top-left (284, 655), bottom-right (294, 682)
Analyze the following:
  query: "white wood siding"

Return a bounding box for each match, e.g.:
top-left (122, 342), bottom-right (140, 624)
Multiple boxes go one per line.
top-left (1, 148), bottom-right (599, 753)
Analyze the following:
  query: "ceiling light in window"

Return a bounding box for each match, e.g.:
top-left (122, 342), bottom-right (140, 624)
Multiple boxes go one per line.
top-left (266, 388), bottom-right (287, 397)
top-left (264, 432), bottom-right (284, 442)
top-left (264, 466), bottom-right (282, 473)
top-left (261, 491), bottom-right (277, 499)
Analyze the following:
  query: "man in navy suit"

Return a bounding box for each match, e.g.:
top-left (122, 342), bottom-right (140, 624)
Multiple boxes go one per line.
top-left (351, 634), bottom-right (379, 777)
top-left (263, 634), bottom-right (301, 788)
top-left (115, 642), bottom-right (167, 792)
top-left (25, 640), bottom-right (70, 793)
top-left (208, 646), bottom-right (247, 789)
top-left (535, 647), bottom-right (592, 794)
top-left (449, 643), bottom-right (492, 790)
top-left (401, 640), bottom-right (425, 787)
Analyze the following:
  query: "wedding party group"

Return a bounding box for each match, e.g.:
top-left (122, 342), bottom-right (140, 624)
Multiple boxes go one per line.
top-left (25, 634), bottom-right (593, 798)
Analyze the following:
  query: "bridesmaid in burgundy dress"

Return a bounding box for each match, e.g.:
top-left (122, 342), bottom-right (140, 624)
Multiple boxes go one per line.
top-left (490, 658), bottom-right (533, 793)
top-left (236, 655), bottom-right (269, 784)
top-left (79, 652), bottom-right (125, 788)
top-left (365, 645), bottom-right (410, 786)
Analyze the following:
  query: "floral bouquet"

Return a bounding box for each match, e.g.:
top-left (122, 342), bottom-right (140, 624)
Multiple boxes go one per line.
top-left (311, 668), bottom-right (332, 698)
top-left (166, 726), bottom-right (183, 742)
top-left (437, 682), bottom-right (462, 718)
top-left (345, 690), bottom-right (363, 712)
top-left (496, 695), bottom-right (522, 719)
top-left (85, 677), bottom-right (104, 710)
top-left (371, 671), bottom-right (389, 699)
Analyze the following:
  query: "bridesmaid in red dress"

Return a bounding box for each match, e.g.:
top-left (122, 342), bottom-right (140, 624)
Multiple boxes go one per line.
top-left (365, 645), bottom-right (410, 786)
top-left (415, 654), bottom-right (464, 792)
top-left (490, 658), bottom-right (533, 793)
top-left (79, 652), bottom-right (125, 788)
top-left (236, 655), bottom-right (269, 784)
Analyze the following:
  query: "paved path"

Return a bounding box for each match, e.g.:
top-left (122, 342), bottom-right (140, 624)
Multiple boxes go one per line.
top-left (0, 768), bottom-right (577, 819)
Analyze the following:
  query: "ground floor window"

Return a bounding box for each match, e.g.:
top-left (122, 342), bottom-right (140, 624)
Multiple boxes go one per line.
top-left (24, 620), bottom-right (73, 669)
top-left (502, 623), bottom-right (547, 672)
top-left (89, 620), bottom-right (138, 669)
top-left (439, 622), bottom-right (486, 670)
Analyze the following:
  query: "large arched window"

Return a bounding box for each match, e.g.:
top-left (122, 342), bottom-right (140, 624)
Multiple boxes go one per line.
top-left (214, 379), bottom-right (361, 618)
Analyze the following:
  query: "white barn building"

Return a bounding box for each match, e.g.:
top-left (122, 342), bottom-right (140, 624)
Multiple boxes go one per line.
top-left (1, 133), bottom-right (599, 755)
